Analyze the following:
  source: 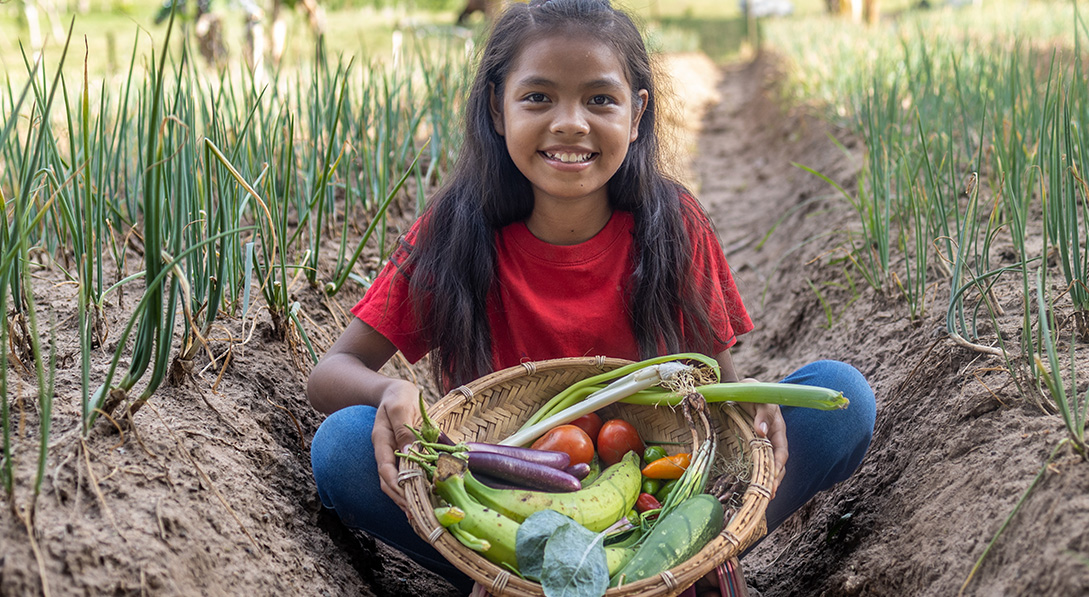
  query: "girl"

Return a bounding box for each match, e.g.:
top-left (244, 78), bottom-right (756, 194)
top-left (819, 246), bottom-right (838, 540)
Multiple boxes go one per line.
top-left (307, 0), bottom-right (876, 595)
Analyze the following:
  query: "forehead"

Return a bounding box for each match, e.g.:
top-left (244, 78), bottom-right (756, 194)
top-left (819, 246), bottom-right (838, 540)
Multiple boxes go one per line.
top-left (504, 32), bottom-right (632, 89)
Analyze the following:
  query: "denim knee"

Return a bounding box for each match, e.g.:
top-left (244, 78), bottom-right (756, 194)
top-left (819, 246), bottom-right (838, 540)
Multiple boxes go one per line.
top-left (310, 405), bottom-right (379, 527)
top-left (760, 360), bottom-right (876, 533)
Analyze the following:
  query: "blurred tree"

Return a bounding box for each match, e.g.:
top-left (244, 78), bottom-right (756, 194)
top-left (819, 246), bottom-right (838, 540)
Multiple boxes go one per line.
top-left (153, 0), bottom-right (325, 71)
top-left (826, 0), bottom-right (879, 24)
top-left (18, 0), bottom-right (66, 51)
top-left (154, 0), bottom-right (227, 66)
top-left (267, 0), bottom-right (325, 65)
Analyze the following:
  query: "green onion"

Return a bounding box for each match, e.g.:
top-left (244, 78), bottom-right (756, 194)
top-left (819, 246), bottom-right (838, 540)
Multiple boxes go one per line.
top-left (623, 382), bottom-right (849, 410)
top-left (521, 353), bottom-right (720, 429)
top-left (501, 360), bottom-right (700, 448)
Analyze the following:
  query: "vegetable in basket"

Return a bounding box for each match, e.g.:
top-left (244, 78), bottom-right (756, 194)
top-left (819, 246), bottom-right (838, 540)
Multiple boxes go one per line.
top-left (465, 441), bottom-right (572, 469)
top-left (597, 419), bottom-right (645, 466)
top-left (641, 453), bottom-right (691, 480)
top-left (467, 451), bottom-right (583, 492)
top-left (463, 451), bottom-right (642, 532)
top-left (531, 424), bottom-right (596, 466)
top-left (433, 453), bottom-right (522, 570)
top-left (610, 493), bottom-right (725, 587)
top-left (502, 355), bottom-right (717, 447)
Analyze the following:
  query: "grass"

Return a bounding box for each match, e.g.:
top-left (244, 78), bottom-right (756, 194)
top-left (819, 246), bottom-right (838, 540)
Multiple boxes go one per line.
top-left (1, 3), bottom-right (472, 489)
top-left (765, 0), bottom-right (1086, 358)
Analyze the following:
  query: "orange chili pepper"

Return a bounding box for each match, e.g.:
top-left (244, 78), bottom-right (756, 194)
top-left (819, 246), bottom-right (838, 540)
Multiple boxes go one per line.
top-left (640, 453), bottom-right (691, 479)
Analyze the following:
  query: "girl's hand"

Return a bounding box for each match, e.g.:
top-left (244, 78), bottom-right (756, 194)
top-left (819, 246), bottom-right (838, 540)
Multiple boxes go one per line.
top-left (307, 319), bottom-right (421, 513)
top-left (738, 378), bottom-right (788, 499)
top-left (712, 350), bottom-right (788, 499)
top-left (372, 380), bottom-right (421, 512)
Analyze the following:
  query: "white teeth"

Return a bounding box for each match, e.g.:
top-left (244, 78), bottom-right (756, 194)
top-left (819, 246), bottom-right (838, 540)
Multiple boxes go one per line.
top-left (547, 152), bottom-right (592, 163)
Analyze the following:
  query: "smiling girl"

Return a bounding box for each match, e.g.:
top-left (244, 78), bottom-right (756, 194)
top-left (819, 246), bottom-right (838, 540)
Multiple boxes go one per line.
top-left (306, 1), bottom-right (875, 595)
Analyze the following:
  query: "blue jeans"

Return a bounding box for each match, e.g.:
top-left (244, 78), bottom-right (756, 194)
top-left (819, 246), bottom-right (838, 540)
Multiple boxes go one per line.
top-left (310, 360), bottom-right (875, 590)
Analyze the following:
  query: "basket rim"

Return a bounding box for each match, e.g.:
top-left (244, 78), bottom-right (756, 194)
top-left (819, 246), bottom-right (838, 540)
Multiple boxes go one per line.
top-left (399, 356), bottom-right (773, 597)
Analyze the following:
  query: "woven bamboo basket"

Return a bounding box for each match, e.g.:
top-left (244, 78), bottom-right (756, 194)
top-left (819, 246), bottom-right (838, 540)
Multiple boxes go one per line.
top-left (399, 356), bottom-right (773, 597)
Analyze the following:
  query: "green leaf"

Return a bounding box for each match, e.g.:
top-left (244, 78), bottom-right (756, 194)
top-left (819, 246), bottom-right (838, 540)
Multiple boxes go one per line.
top-left (516, 509), bottom-right (570, 581)
top-left (541, 520), bottom-right (608, 597)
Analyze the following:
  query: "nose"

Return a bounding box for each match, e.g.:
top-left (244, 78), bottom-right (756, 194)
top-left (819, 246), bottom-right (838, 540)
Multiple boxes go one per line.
top-left (550, 102), bottom-right (589, 136)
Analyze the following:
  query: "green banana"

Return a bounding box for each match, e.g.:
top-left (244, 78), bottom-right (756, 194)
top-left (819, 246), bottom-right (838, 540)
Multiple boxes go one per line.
top-left (464, 451), bottom-right (642, 532)
top-left (433, 454), bottom-right (521, 570)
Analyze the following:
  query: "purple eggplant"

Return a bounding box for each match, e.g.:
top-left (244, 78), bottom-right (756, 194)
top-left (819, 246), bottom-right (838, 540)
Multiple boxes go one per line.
top-left (468, 471), bottom-right (527, 491)
top-left (564, 462), bottom-right (591, 481)
top-left (466, 451), bottom-right (582, 493)
top-left (464, 441), bottom-right (570, 470)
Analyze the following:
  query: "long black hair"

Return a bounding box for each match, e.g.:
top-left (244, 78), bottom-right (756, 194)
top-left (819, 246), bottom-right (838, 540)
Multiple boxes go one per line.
top-left (400, 0), bottom-right (721, 388)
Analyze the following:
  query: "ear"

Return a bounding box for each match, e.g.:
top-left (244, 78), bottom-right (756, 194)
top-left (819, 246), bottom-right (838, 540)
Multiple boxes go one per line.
top-left (629, 89), bottom-right (649, 143)
top-left (489, 82), bottom-right (505, 136)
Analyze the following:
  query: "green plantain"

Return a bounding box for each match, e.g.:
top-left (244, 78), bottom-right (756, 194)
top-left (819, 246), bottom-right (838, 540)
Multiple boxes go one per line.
top-left (464, 451), bottom-right (642, 532)
top-left (605, 545), bottom-right (638, 576)
top-left (433, 454), bottom-right (521, 570)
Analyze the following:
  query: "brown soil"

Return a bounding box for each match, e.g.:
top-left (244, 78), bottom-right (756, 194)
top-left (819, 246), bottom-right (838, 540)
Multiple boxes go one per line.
top-left (3, 50), bottom-right (1089, 597)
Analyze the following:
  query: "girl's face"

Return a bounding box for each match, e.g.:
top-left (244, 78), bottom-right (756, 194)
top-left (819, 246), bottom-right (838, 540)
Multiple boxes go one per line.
top-left (490, 33), bottom-right (648, 210)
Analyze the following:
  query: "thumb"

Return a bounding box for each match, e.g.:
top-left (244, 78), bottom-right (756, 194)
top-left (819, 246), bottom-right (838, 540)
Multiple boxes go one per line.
top-left (394, 417), bottom-right (418, 447)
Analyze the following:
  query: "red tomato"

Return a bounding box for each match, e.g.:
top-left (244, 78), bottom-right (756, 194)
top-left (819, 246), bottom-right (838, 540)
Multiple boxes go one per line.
top-left (568, 413), bottom-right (603, 445)
top-left (596, 419), bottom-right (644, 467)
top-left (531, 425), bottom-right (595, 466)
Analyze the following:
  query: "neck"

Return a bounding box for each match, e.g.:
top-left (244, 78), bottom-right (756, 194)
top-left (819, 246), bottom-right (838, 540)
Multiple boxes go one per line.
top-left (525, 199), bottom-right (613, 245)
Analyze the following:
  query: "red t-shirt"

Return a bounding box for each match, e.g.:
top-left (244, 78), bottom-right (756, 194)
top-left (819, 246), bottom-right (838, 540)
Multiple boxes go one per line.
top-left (351, 199), bottom-right (753, 370)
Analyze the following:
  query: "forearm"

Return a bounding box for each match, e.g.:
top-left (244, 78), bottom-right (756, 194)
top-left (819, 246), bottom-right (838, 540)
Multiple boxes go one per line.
top-left (714, 349), bottom-right (740, 382)
top-left (307, 353), bottom-right (413, 414)
top-left (306, 318), bottom-right (413, 415)
top-left (306, 318), bottom-right (421, 510)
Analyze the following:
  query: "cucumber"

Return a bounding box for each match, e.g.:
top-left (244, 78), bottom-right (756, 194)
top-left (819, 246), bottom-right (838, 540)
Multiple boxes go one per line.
top-left (609, 493), bottom-right (724, 587)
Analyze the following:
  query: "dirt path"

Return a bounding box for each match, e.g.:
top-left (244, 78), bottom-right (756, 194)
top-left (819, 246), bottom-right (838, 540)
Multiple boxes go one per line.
top-left (692, 54), bottom-right (1089, 597)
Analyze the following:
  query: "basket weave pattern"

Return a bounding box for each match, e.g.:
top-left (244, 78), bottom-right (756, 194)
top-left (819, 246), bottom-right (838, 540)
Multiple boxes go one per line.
top-left (400, 357), bottom-right (773, 597)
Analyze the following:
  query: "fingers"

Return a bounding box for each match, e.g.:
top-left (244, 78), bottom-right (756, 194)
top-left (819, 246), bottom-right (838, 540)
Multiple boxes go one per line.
top-left (372, 421), bottom-right (408, 510)
top-left (753, 403), bottom-right (788, 500)
top-left (378, 459), bottom-right (409, 512)
top-left (373, 392), bottom-right (420, 513)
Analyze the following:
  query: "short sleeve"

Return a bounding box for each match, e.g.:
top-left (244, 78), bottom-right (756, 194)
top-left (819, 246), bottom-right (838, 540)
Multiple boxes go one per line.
top-left (350, 222), bottom-right (430, 363)
top-left (682, 195), bottom-right (754, 353)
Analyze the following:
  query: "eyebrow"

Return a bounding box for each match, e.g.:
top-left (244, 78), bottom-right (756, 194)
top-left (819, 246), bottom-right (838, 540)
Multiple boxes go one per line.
top-left (513, 75), bottom-right (628, 92)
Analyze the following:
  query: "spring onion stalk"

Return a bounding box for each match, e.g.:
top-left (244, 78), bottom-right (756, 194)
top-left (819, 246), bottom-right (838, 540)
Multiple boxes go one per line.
top-left (500, 362), bottom-right (695, 447)
top-left (324, 142), bottom-right (426, 296)
top-left (657, 427), bottom-right (715, 519)
top-left (1034, 265), bottom-right (1087, 456)
top-left (1, 56), bottom-right (41, 497)
top-left (521, 353), bottom-right (720, 429)
top-left (85, 227), bottom-right (253, 430)
top-left (304, 63), bottom-right (350, 286)
top-left (621, 382), bottom-right (849, 411)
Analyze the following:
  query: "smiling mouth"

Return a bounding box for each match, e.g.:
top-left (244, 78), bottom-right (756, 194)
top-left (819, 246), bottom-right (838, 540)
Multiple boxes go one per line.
top-left (543, 151), bottom-right (596, 164)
